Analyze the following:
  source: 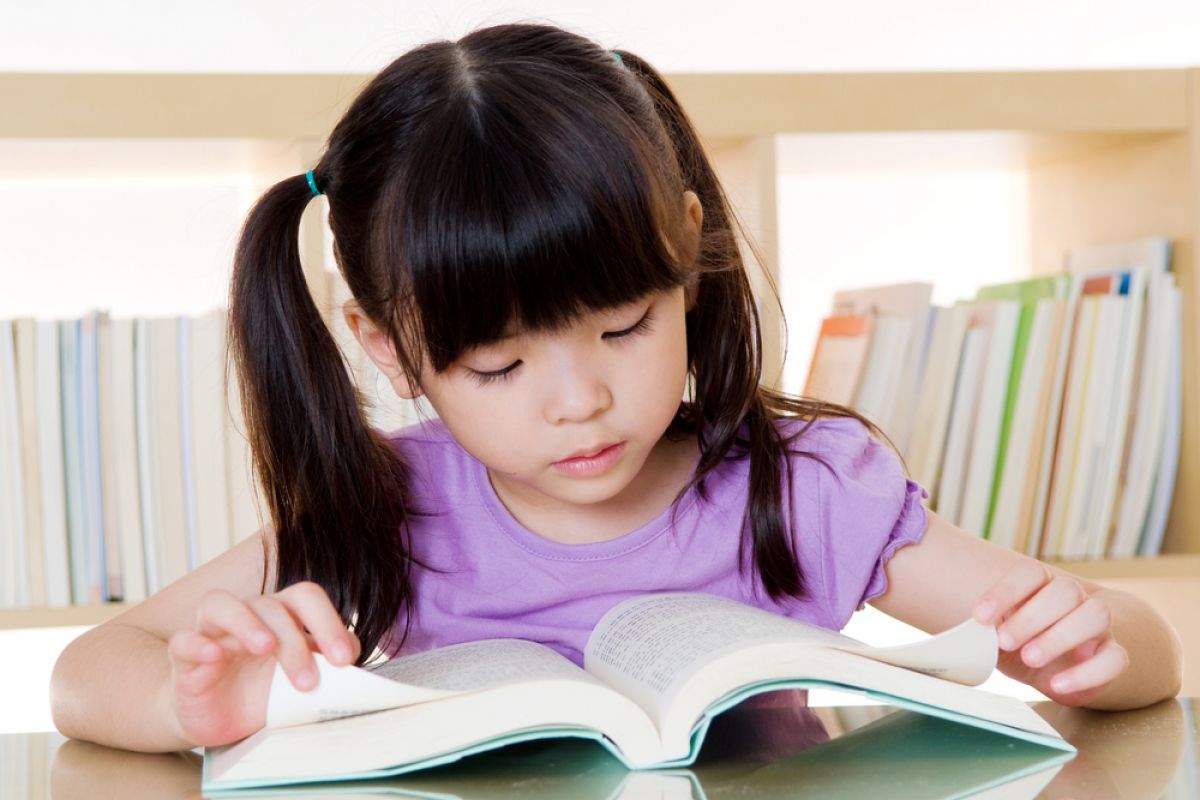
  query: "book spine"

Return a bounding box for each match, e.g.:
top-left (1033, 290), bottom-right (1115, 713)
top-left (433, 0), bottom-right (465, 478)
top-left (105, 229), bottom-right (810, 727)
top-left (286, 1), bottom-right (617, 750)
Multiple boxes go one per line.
top-left (191, 311), bottom-right (233, 564)
top-left (13, 319), bottom-right (47, 607)
top-left (1025, 278), bottom-right (1082, 558)
top-left (1086, 271), bottom-right (1147, 559)
top-left (134, 317), bottom-right (162, 595)
top-left (36, 320), bottom-right (71, 608)
top-left (60, 319), bottom-right (87, 604)
top-left (110, 318), bottom-right (147, 602)
top-left (178, 317), bottom-right (199, 571)
top-left (0, 320), bottom-right (28, 608)
top-left (96, 312), bottom-right (125, 601)
top-left (79, 312), bottom-right (107, 602)
top-left (1139, 286), bottom-right (1183, 556)
top-left (149, 317), bottom-right (189, 585)
top-left (1041, 296), bottom-right (1097, 560)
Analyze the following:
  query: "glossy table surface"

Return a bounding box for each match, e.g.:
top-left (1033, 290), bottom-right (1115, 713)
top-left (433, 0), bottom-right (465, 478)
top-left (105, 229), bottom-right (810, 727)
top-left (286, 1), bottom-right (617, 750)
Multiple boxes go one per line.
top-left (5, 697), bottom-right (1196, 799)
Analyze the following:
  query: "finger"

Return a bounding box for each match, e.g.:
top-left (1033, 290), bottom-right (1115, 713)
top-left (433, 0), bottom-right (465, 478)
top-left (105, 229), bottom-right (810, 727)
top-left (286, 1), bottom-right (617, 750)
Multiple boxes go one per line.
top-left (973, 560), bottom-right (1052, 625)
top-left (195, 589), bottom-right (277, 656)
top-left (1019, 597), bottom-right (1111, 669)
top-left (1049, 639), bottom-right (1130, 696)
top-left (246, 595), bottom-right (320, 691)
top-left (167, 630), bottom-right (224, 672)
top-left (167, 630), bottom-right (231, 698)
top-left (996, 575), bottom-right (1088, 653)
top-left (274, 581), bottom-right (360, 665)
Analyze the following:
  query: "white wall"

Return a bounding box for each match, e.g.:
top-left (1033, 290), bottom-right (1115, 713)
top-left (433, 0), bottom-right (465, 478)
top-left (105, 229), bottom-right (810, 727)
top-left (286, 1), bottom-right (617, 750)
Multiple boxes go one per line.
top-left (3, 0), bottom-right (1200, 74)
top-left (0, 140), bottom-right (307, 319)
top-left (775, 133), bottom-right (1030, 392)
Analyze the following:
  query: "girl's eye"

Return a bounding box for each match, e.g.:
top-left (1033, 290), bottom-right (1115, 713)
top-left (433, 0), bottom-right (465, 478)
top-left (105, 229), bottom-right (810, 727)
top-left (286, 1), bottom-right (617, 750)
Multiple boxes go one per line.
top-left (464, 308), bottom-right (653, 386)
top-left (602, 310), bottom-right (655, 341)
top-left (467, 360), bottom-right (521, 387)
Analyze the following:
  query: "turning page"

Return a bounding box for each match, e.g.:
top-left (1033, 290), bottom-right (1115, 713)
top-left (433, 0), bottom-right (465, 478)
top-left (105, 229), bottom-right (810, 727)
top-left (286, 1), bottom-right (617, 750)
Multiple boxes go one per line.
top-left (268, 639), bottom-right (596, 728)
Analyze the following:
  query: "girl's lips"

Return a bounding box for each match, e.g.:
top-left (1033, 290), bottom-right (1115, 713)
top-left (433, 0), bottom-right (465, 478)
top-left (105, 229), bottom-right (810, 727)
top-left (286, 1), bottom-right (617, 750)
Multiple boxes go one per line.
top-left (552, 442), bottom-right (626, 477)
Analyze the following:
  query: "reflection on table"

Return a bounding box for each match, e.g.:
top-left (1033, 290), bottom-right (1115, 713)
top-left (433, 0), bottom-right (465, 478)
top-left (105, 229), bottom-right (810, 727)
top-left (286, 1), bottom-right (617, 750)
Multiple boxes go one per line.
top-left (10, 696), bottom-right (1196, 799)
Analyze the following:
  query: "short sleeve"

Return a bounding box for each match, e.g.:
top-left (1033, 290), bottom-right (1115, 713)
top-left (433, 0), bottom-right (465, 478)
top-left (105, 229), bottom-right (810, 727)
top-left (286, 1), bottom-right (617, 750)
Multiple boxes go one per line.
top-left (789, 418), bottom-right (929, 630)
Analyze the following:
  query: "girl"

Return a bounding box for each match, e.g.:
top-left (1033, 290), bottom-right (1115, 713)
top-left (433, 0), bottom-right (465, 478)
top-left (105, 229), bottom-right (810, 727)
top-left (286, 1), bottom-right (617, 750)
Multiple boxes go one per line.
top-left (52, 23), bottom-right (1181, 753)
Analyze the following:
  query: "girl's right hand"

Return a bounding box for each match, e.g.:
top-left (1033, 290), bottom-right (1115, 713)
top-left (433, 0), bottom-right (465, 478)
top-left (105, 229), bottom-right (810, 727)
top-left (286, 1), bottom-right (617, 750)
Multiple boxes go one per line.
top-left (164, 581), bottom-right (361, 748)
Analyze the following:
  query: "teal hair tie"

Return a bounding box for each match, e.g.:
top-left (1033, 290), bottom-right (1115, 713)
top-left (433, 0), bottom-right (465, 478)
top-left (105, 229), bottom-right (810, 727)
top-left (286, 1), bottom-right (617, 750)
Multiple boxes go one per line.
top-left (611, 51), bottom-right (623, 64)
top-left (305, 169), bottom-right (322, 197)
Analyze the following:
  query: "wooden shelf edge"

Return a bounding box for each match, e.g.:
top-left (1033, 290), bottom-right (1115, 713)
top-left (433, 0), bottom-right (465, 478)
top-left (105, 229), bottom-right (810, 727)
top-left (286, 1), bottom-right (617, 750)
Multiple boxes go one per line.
top-left (0, 69), bottom-right (1189, 139)
top-left (1051, 553), bottom-right (1200, 581)
top-left (0, 603), bottom-right (130, 631)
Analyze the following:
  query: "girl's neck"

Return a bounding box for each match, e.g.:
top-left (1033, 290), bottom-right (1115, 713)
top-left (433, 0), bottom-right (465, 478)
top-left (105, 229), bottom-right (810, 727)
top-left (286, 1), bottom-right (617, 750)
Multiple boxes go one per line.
top-left (487, 431), bottom-right (700, 545)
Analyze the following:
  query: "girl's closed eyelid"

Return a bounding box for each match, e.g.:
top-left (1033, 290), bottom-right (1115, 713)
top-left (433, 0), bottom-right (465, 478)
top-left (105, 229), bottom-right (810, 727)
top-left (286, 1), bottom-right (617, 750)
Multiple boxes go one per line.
top-left (463, 307), bottom-right (656, 387)
top-left (466, 361), bottom-right (521, 386)
top-left (602, 308), bottom-right (655, 340)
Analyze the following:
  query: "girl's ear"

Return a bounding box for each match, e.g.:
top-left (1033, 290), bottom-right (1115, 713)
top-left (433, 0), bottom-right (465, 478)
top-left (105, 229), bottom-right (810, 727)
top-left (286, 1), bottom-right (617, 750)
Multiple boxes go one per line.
top-left (684, 189), bottom-right (704, 238)
top-left (682, 190), bottom-right (704, 311)
top-left (342, 300), bottom-right (424, 400)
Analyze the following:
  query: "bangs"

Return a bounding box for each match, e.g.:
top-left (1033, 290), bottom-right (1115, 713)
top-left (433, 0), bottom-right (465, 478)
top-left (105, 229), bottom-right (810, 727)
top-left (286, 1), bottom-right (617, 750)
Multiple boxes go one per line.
top-left (380, 70), bottom-right (691, 372)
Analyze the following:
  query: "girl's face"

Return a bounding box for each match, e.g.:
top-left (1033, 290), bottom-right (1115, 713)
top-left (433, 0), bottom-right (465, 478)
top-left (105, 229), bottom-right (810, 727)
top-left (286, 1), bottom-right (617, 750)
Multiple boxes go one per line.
top-left (347, 193), bottom-right (704, 529)
top-left (414, 287), bottom-right (691, 515)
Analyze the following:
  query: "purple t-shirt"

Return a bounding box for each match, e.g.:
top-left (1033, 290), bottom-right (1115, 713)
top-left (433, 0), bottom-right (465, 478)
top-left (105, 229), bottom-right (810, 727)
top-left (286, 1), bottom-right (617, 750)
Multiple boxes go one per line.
top-left (385, 416), bottom-right (927, 665)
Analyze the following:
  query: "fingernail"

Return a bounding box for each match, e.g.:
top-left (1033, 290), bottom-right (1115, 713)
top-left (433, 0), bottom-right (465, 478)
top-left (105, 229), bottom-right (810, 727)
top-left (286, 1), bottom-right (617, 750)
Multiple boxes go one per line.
top-left (296, 667), bottom-right (318, 691)
top-left (974, 601), bottom-right (995, 623)
top-left (998, 630), bottom-right (1015, 650)
top-left (331, 642), bottom-right (351, 664)
top-left (1052, 676), bottom-right (1072, 694)
top-left (1024, 645), bottom-right (1043, 666)
top-left (252, 631), bottom-right (273, 651)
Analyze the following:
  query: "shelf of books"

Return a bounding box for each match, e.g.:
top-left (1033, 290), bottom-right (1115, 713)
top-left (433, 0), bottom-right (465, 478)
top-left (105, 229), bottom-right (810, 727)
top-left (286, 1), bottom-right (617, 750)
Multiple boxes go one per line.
top-left (805, 240), bottom-right (1183, 563)
top-left (2, 69), bottom-right (1199, 632)
top-left (0, 312), bottom-right (263, 628)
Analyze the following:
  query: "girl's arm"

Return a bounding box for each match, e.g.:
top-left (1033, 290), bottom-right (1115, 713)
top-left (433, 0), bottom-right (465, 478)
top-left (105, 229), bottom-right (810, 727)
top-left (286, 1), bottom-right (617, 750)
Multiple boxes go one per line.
top-left (50, 530), bottom-right (358, 752)
top-left (52, 532), bottom-right (266, 750)
top-left (870, 510), bottom-right (1184, 710)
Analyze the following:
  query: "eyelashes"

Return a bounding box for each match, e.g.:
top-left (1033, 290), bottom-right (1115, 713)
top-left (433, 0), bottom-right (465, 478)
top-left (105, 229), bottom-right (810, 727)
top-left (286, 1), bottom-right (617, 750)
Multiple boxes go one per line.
top-left (602, 311), bottom-right (655, 341)
top-left (466, 310), bottom-right (656, 387)
top-left (468, 361), bottom-right (521, 387)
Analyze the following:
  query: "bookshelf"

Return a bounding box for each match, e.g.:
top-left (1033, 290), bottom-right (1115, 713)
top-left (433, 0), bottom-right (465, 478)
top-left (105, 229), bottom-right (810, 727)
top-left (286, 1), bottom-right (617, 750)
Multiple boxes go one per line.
top-left (4, 70), bottom-right (1198, 633)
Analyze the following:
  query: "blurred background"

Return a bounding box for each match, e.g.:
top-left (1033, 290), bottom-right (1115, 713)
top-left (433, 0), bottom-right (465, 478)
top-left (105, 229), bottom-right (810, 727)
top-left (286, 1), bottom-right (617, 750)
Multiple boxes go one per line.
top-left (4, 0), bottom-right (1200, 733)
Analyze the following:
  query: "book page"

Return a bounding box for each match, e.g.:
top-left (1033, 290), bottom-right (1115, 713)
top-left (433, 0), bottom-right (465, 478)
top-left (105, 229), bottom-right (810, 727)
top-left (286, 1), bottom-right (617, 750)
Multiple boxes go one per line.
top-left (369, 639), bottom-right (591, 689)
top-left (268, 639), bottom-right (593, 729)
top-left (584, 594), bottom-right (996, 722)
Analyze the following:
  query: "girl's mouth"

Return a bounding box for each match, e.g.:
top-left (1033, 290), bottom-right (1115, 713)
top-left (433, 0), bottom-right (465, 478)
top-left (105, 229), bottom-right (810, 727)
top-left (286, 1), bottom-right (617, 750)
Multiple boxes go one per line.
top-left (552, 442), bottom-right (626, 477)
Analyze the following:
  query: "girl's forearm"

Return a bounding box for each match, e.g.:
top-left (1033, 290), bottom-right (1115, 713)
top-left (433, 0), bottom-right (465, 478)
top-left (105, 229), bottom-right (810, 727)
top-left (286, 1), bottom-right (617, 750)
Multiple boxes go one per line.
top-left (1075, 587), bottom-right (1183, 711)
top-left (51, 622), bottom-right (192, 752)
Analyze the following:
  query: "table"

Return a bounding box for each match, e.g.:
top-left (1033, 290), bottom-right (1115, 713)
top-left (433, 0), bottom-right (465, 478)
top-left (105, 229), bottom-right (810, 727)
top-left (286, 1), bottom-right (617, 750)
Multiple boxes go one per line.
top-left (5, 698), bottom-right (1196, 798)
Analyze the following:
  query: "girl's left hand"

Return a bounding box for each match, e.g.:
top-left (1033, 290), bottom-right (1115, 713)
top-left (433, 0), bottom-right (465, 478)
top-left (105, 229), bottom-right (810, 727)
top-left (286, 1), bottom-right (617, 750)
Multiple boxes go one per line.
top-left (972, 560), bottom-right (1130, 706)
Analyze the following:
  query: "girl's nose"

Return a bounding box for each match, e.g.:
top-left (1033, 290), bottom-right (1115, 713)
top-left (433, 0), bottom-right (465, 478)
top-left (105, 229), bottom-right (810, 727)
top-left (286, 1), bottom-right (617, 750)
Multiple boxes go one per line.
top-left (545, 362), bottom-right (613, 424)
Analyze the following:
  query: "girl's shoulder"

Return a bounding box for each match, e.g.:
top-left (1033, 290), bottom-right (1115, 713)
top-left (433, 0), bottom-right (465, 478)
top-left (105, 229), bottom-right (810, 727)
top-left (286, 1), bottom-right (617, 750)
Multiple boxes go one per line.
top-left (380, 417), bottom-right (469, 483)
top-left (771, 413), bottom-right (916, 511)
top-left (383, 416), bottom-right (457, 448)
top-left (773, 413), bottom-right (888, 468)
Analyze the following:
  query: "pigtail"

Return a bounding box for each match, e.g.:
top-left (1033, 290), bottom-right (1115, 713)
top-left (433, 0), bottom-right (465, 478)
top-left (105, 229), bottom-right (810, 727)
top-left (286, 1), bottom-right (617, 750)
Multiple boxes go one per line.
top-left (228, 172), bottom-right (413, 662)
top-left (617, 51), bottom-right (885, 601)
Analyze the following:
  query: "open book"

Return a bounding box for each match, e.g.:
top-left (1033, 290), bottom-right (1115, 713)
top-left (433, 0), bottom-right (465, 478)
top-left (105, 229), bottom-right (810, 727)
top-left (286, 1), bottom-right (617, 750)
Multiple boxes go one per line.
top-left (202, 593), bottom-right (1074, 793)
